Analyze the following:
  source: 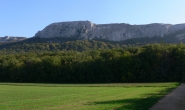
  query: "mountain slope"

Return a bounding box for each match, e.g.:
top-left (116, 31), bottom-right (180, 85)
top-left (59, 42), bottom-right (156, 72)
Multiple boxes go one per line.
top-left (34, 21), bottom-right (185, 41)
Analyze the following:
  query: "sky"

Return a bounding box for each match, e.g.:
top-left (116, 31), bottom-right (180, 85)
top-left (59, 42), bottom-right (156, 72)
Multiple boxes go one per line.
top-left (1, 0), bottom-right (185, 37)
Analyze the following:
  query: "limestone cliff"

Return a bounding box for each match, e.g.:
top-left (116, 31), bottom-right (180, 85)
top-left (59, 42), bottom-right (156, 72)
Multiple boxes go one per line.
top-left (34, 21), bottom-right (185, 41)
top-left (0, 36), bottom-right (27, 42)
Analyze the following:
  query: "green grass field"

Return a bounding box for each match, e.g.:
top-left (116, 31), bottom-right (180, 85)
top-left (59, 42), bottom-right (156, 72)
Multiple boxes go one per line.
top-left (0, 83), bottom-right (179, 110)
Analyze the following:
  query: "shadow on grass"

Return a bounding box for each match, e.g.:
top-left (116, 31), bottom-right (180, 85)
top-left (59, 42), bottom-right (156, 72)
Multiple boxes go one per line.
top-left (88, 87), bottom-right (178, 110)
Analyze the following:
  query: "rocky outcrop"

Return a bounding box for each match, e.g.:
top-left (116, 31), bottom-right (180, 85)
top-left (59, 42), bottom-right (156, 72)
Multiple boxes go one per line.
top-left (0, 36), bottom-right (27, 42)
top-left (34, 21), bottom-right (185, 41)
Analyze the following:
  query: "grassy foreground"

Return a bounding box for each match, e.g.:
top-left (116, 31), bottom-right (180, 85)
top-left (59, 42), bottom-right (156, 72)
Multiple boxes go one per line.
top-left (0, 83), bottom-right (179, 110)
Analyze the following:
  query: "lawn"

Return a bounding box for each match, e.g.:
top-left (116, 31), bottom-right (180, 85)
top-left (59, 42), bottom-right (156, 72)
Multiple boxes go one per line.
top-left (0, 83), bottom-right (179, 110)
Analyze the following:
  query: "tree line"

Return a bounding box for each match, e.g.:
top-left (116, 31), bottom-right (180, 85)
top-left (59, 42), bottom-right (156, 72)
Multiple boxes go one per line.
top-left (0, 43), bottom-right (185, 83)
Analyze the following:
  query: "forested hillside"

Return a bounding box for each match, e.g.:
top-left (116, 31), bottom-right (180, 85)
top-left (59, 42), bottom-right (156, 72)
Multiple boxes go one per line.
top-left (0, 34), bottom-right (182, 53)
top-left (0, 43), bottom-right (185, 83)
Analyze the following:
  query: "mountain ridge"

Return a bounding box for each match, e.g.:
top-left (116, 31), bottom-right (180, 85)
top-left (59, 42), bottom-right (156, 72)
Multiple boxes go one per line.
top-left (0, 36), bottom-right (27, 42)
top-left (34, 20), bottom-right (185, 41)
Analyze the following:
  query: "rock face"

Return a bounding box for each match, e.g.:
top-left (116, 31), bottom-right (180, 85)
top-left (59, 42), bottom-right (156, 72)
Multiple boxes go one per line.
top-left (35, 21), bottom-right (185, 41)
top-left (0, 36), bottom-right (27, 42)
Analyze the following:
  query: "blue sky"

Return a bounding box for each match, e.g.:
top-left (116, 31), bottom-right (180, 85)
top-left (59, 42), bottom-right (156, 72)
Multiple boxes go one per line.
top-left (1, 0), bottom-right (185, 37)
